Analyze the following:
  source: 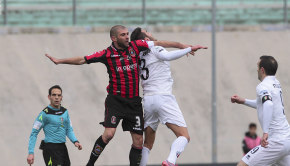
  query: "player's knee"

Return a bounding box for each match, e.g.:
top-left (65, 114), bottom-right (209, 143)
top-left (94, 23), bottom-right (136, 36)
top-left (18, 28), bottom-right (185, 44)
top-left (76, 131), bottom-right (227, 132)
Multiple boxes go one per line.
top-left (103, 131), bottom-right (115, 143)
top-left (133, 135), bottom-right (143, 147)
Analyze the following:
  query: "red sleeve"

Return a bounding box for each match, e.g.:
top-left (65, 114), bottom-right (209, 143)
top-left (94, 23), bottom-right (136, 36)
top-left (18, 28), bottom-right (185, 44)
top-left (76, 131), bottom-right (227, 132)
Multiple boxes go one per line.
top-left (133, 40), bottom-right (149, 52)
top-left (84, 49), bottom-right (107, 64)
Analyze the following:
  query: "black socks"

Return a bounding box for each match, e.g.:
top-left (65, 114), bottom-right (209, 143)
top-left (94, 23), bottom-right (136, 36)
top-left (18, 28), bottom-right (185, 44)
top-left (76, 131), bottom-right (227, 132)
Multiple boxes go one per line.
top-left (86, 136), bottom-right (142, 166)
top-left (129, 145), bottom-right (142, 166)
top-left (86, 136), bottom-right (107, 166)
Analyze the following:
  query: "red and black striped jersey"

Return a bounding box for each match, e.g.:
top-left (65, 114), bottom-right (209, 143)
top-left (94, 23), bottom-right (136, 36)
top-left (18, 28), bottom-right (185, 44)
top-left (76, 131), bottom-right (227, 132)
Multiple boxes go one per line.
top-left (84, 40), bottom-right (151, 98)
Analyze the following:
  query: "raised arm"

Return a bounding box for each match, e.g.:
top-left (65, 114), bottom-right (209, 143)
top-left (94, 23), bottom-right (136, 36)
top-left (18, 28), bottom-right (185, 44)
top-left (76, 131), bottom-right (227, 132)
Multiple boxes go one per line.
top-left (45, 54), bottom-right (86, 65)
top-left (153, 40), bottom-right (188, 49)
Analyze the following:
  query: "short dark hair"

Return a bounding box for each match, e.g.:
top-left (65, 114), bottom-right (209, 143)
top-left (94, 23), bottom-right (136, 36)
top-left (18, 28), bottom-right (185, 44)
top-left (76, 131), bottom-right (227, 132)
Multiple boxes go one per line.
top-left (130, 27), bottom-right (146, 41)
top-left (110, 25), bottom-right (126, 38)
top-left (49, 85), bottom-right (62, 95)
top-left (259, 55), bottom-right (278, 75)
top-left (249, 123), bottom-right (257, 129)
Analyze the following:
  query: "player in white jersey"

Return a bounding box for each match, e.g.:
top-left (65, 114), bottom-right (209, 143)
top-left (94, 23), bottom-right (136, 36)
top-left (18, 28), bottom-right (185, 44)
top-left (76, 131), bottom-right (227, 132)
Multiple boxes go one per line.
top-left (130, 27), bottom-right (207, 166)
top-left (231, 56), bottom-right (290, 166)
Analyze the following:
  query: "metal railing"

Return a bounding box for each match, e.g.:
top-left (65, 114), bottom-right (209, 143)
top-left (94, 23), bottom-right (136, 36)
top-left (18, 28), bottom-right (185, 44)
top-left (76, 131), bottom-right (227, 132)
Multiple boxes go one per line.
top-left (1, 0), bottom-right (289, 26)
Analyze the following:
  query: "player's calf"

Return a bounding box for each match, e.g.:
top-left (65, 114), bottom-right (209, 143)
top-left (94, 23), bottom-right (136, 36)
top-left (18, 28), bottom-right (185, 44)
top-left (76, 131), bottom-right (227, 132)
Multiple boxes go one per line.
top-left (130, 132), bottom-right (143, 166)
top-left (143, 127), bottom-right (156, 150)
top-left (86, 128), bottom-right (116, 166)
top-left (166, 123), bottom-right (190, 142)
top-left (131, 132), bottom-right (143, 148)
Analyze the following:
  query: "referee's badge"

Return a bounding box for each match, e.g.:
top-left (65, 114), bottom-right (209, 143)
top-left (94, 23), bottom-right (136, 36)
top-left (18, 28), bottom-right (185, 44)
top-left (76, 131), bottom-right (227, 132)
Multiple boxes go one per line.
top-left (129, 48), bottom-right (136, 57)
top-left (60, 117), bottom-right (64, 127)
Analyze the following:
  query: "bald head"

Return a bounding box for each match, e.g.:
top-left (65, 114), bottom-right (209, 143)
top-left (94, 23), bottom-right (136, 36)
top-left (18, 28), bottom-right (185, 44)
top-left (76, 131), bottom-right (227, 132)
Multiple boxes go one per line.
top-left (110, 25), bottom-right (127, 38)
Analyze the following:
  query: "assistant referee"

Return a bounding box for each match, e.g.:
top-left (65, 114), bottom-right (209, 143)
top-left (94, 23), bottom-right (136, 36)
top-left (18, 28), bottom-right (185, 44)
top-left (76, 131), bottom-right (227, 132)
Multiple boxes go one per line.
top-left (27, 85), bottom-right (82, 166)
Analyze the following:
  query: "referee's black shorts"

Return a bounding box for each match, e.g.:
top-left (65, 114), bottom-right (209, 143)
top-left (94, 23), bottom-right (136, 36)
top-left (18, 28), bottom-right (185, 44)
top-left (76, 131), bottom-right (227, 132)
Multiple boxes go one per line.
top-left (42, 142), bottom-right (70, 166)
top-left (100, 95), bottom-right (144, 135)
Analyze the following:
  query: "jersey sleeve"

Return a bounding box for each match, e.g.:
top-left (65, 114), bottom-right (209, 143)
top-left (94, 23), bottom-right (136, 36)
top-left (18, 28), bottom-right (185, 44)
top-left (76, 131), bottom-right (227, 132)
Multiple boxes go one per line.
top-left (154, 47), bottom-right (191, 61)
top-left (84, 49), bottom-right (107, 64)
top-left (256, 84), bottom-right (274, 133)
top-left (256, 85), bottom-right (272, 104)
top-left (134, 40), bottom-right (152, 52)
top-left (28, 112), bottom-right (45, 154)
top-left (65, 112), bottom-right (78, 143)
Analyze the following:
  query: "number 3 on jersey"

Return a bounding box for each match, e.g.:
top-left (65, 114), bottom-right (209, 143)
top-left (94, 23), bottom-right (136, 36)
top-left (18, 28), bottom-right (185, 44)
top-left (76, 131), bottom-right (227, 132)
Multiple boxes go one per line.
top-left (140, 59), bottom-right (149, 80)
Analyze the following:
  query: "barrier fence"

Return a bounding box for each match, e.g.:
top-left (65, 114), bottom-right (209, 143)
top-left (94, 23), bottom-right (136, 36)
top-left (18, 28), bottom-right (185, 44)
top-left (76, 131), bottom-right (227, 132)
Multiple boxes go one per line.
top-left (0, 0), bottom-right (289, 27)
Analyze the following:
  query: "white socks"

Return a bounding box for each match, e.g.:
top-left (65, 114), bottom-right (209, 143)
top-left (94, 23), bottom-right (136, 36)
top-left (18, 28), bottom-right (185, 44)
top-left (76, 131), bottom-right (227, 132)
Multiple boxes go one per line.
top-left (139, 136), bottom-right (188, 166)
top-left (140, 146), bottom-right (150, 166)
top-left (167, 136), bottom-right (188, 164)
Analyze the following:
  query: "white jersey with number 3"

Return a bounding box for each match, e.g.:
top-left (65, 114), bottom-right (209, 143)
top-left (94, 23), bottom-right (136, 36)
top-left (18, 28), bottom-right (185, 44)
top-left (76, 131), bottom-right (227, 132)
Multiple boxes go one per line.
top-left (256, 76), bottom-right (290, 141)
top-left (140, 46), bottom-right (173, 96)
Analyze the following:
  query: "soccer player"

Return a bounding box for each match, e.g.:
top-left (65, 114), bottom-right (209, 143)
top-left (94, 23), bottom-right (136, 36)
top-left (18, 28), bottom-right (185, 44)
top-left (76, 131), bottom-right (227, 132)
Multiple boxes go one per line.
top-left (231, 56), bottom-right (290, 166)
top-left (45, 25), bottom-right (198, 166)
top-left (27, 85), bottom-right (82, 166)
top-left (130, 27), bottom-right (207, 166)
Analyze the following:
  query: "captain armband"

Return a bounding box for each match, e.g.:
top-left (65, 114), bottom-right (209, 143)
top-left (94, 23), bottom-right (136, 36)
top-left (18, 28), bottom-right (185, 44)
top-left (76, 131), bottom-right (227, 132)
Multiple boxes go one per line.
top-left (262, 95), bottom-right (272, 104)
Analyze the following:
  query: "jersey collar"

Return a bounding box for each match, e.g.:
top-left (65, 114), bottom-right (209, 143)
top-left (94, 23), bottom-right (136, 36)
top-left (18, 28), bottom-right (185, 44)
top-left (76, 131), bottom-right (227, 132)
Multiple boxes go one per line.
top-left (263, 76), bottom-right (276, 82)
top-left (111, 42), bottom-right (129, 52)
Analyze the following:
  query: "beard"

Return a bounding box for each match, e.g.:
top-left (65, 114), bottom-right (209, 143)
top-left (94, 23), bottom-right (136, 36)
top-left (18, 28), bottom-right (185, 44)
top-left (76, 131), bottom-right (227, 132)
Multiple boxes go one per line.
top-left (117, 40), bottom-right (128, 49)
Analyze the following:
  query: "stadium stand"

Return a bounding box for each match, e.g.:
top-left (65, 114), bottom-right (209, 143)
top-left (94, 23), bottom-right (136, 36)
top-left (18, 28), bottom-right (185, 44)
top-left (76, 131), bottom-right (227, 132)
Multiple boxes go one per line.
top-left (1, 0), bottom-right (289, 26)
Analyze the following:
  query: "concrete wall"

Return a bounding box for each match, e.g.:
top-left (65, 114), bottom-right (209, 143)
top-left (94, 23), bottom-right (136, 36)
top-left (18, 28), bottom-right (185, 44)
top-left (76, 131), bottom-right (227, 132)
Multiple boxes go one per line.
top-left (1, 31), bottom-right (290, 165)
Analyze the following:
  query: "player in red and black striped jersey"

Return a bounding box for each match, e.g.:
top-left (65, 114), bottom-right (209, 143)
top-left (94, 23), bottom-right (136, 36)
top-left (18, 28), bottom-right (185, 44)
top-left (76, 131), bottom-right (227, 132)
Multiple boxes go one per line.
top-left (85, 39), bottom-right (149, 98)
top-left (45, 25), bottom-right (197, 166)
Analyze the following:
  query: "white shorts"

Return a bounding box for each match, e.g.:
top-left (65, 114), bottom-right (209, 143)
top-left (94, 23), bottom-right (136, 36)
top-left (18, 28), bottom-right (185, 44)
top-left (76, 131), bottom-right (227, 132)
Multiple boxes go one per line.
top-left (242, 139), bottom-right (290, 166)
top-left (143, 94), bottom-right (187, 131)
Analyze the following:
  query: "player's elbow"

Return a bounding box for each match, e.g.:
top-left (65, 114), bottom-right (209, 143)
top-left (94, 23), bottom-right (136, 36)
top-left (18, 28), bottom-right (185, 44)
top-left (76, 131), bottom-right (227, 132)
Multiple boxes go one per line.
top-left (78, 59), bottom-right (86, 65)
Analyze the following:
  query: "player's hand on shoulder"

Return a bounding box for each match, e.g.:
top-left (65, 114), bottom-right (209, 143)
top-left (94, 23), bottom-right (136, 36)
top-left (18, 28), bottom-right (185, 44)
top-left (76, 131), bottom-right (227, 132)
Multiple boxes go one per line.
top-left (231, 95), bottom-right (245, 104)
top-left (45, 54), bottom-right (59, 65)
top-left (27, 154), bottom-right (34, 164)
top-left (74, 142), bottom-right (82, 150)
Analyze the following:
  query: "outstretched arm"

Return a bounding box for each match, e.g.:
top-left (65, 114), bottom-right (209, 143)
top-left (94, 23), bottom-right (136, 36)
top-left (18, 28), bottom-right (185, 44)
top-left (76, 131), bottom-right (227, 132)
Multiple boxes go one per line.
top-left (156, 45), bottom-right (207, 61)
top-left (231, 95), bottom-right (257, 109)
top-left (45, 54), bottom-right (86, 65)
top-left (153, 40), bottom-right (189, 49)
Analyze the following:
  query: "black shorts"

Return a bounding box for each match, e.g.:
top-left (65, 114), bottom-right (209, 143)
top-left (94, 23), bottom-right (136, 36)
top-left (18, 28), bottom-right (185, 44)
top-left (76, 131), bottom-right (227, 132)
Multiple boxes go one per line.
top-left (100, 95), bottom-right (144, 135)
top-left (42, 142), bottom-right (70, 166)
